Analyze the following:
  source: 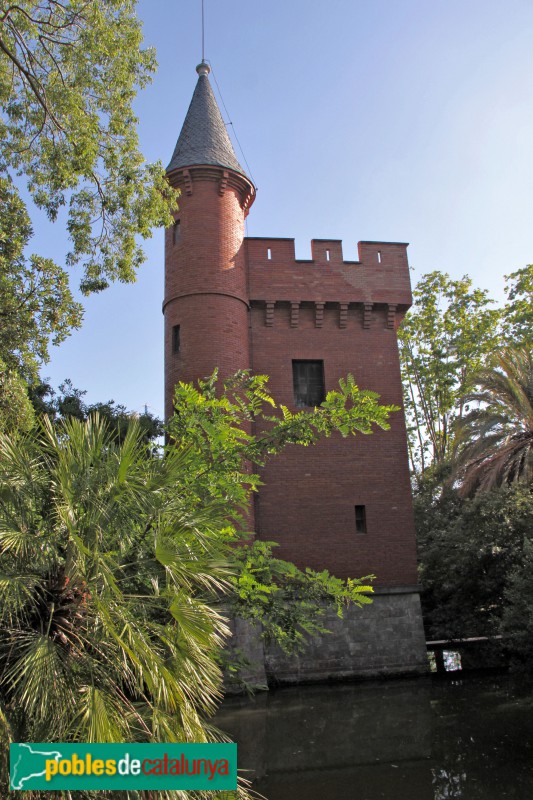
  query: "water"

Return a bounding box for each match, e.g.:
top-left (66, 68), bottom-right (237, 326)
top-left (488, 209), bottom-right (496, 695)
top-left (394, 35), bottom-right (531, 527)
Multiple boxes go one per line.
top-left (215, 674), bottom-right (533, 799)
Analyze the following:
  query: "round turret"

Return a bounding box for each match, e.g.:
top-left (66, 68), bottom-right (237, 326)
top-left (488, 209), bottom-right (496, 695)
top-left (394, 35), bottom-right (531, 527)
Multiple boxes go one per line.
top-left (163, 66), bottom-right (256, 420)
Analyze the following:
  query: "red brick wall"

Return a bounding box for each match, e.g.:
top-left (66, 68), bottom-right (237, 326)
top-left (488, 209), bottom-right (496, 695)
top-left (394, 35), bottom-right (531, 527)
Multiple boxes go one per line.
top-left (247, 240), bottom-right (419, 588)
top-left (163, 171), bottom-right (252, 419)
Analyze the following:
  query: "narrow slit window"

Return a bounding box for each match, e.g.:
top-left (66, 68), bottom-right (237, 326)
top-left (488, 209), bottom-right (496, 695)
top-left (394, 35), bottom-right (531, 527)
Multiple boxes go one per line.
top-left (173, 220), bottom-right (181, 245)
top-left (292, 360), bottom-right (325, 407)
top-left (355, 505), bottom-right (367, 534)
top-left (267, 248), bottom-right (272, 260)
top-left (172, 324), bottom-right (181, 354)
top-left (326, 249), bottom-right (330, 261)
top-left (377, 250), bottom-right (382, 263)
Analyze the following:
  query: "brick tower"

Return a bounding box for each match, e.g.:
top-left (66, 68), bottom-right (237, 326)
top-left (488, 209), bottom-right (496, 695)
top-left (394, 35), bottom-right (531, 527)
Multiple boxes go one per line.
top-left (163, 61), bottom-right (255, 420)
top-left (164, 64), bottom-right (427, 683)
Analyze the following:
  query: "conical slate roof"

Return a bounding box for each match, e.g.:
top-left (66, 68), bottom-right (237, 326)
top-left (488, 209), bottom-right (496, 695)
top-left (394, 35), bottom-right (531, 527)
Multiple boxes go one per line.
top-left (166, 63), bottom-right (248, 177)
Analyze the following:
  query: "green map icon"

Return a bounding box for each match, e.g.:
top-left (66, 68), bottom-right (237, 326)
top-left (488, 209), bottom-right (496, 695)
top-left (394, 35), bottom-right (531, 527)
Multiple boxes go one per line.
top-left (11, 744), bottom-right (64, 790)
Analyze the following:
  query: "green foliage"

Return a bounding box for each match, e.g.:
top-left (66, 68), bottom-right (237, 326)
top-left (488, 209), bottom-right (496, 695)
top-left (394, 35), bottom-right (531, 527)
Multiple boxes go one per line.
top-left (416, 479), bottom-right (533, 642)
top-left (0, 2), bottom-right (177, 432)
top-left (0, 176), bottom-right (82, 387)
top-left (398, 271), bottom-right (501, 479)
top-left (399, 270), bottom-right (533, 663)
top-left (167, 370), bottom-right (397, 517)
top-left (29, 378), bottom-right (163, 446)
top-left (502, 538), bottom-right (533, 668)
top-left (452, 347), bottom-right (533, 496)
top-left (0, 358), bottom-right (35, 434)
top-left (228, 541), bottom-right (373, 653)
top-left (502, 264), bottom-right (533, 346)
top-left (0, 414), bottom-right (248, 800)
top-left (0, 371), bottom-right (389, 796)
top-left (0, 1), bottom-right (176, 293)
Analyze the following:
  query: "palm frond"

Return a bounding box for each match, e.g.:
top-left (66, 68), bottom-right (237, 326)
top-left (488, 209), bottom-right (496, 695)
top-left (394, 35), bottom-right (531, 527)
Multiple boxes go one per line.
top-left (453, 346), bottom-right (533, 495)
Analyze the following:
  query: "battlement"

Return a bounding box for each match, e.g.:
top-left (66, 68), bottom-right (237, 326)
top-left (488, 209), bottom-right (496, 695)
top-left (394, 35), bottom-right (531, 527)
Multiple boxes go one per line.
top-left (246, 237), bottom-right (412, 307)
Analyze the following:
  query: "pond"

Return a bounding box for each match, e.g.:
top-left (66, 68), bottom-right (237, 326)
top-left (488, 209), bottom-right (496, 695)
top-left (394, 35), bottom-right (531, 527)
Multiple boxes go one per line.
top-left (215, 674), bottom-right (533, 799)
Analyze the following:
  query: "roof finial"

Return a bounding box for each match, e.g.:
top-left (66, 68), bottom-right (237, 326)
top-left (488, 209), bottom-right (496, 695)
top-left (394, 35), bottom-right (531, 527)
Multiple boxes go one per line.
top-left (196, 61), bottom-right (210, 77)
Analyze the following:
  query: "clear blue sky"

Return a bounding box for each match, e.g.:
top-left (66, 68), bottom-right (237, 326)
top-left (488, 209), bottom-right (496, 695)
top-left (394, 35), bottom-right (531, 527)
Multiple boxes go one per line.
top-left (41, 0), bottom-right (533, 419)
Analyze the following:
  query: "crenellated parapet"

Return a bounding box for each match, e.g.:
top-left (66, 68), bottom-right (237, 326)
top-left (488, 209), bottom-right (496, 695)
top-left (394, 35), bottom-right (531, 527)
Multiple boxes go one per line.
top-left (246, 237), bottom-right (412, 330)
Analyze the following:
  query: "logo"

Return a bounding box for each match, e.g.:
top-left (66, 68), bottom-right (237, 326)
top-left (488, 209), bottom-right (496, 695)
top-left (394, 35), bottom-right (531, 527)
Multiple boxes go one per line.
top-left (10, 743), bottom-right (237, 791)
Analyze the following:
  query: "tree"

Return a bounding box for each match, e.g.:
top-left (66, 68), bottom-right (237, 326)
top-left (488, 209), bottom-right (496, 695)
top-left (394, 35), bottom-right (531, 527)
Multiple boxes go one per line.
top-left (502, 264), bottom-right (533, 347)
top-left (399, 272), bottom-right (533, 663)
top-left (0, 178), bottom-right (82, 374)
top-left (453, 347), bottom-right (533, 496)
top-left (0, 177), bottom-right (83, 432)
top-left (398, 271), bottom-right (501, 481)
top-left (416, 479), bottom-right (533, 642)
top-left (0, 371), bottom-right (391, 797)
top-left (502, 537), bottom-right (533, 668)
top-left (0, 1), bottom-right (177, 425)
top-left (0, 415), bottom-right (238, 800)
top-left (29, 378), bottom-right (163, 446)
top-left (0, 0), bottom-right (176, 291)
top-left (0, 358), bottom-right (35, 433)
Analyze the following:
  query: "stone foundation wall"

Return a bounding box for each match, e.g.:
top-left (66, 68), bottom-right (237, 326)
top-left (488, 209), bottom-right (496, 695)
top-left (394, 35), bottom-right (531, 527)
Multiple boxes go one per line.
top-left (225, 589), bottom-right (428, 693)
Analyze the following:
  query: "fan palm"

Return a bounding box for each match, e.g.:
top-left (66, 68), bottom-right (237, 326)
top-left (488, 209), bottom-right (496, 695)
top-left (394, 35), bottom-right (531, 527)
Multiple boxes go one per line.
top-left (0, 414), bottom-right (247, 800)
top-left (453, 347), bottom-right (533, 496)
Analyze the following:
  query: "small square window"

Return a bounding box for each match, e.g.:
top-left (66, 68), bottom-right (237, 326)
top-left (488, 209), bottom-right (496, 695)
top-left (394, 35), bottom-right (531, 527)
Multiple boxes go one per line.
top-left (292, 360), bottom-right (325, 407)
top-left (355, 505), bottom-right (367, 534)
top-left (172, 324), bottom-right (181, 354)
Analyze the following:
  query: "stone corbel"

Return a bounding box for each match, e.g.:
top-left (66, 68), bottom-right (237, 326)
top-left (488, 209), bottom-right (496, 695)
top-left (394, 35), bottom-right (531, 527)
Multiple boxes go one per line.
top-left (339, 303), bottom-right (349, 329)
top-left (265, 301), bottom-right (275, 327)
top-left (242, 187), bottom-right (254, 213)
top-left (219, 170), bottom-right (229, 197)
top-left (290, 301), bottom-right (300, 328)
top-left (182, 169), bottom-right (193, 196)
top-left (363, 302), bottom-right (373, 329)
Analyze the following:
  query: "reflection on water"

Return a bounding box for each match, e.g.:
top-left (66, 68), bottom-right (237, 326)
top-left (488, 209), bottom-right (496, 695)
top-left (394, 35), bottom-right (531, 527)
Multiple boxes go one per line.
top-left (215, 675), bottom-right (533, 800)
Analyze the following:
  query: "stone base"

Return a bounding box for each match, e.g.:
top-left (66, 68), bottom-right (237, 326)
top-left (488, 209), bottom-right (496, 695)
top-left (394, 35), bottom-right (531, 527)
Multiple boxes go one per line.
top-left (224, 616), bottom-right (269, 691)
top-left (225, 588), bottom-right (428, 693)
